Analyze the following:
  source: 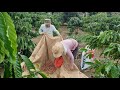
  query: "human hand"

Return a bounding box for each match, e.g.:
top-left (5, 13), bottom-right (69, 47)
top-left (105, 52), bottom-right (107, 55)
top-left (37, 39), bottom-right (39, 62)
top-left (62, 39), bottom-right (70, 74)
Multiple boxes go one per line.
top-left (70, 64), bottom-right (74, 70)
top-left (21, 62), bottom-right (26, 70)
top-left (40, 32), bottom-right (44, 35)
top-left (59, 35), bottom-right (63, 40)
top-left (40, 32), bottom-right (47, 35)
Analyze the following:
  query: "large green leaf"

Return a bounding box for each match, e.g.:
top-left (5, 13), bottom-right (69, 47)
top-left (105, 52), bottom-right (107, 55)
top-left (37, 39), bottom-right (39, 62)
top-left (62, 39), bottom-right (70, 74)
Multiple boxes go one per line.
top-left (14, 58), bottom-right (22, 78)
top-left (0, 54), bottom-right (4, 63)
top-left (110, 65), bottom-right (119, 78)
top-left (80, 48), bottom-right (87, 52)
top-left (85, 62), bottom-right (95, 68)
top-left (85, 62), bottom-right (94, 66)
top-left (96, 65), bottom-right (104, 74)
top-left (3, 60), bottom-right (11, 78)
top-left (20, 55), bottom-right (48, 78)
top-left (37, 71), bottom-right (48, 78)
top-left (21, 55), bottom-right (35, 72)
top-left (2, 13), bottom-right (17, 56)
top-left (105, 61), bottom-right (113, 74)
top-left (0, 39), bottom-right (8, 63)
top-left (0, 12), bottom-right (17, 64)
top-left (95, 60), bottom-right (101, 65)
top-left (103, 47), bottom-right (113, 54)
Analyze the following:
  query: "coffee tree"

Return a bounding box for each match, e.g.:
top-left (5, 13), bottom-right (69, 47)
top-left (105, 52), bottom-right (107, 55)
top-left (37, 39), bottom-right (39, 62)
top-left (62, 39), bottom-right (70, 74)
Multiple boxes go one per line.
top-left (9, 12), bottom-right (38, 57)
top-left (81, 12), bottom-right (120, 35)
top-left (68, 17), bottom-right (82, 35)
top-left (81, 30), bottom-right (120, 78)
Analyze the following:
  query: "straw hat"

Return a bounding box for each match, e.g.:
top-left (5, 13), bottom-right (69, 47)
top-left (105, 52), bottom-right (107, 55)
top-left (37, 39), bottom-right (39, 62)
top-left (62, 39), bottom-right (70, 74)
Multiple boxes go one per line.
top-left (45, 19), bottom-right (51, 21)
top-left (44, 19), bottom-right (51, 23)
top-left (52, 42), bottom-right (64, 58)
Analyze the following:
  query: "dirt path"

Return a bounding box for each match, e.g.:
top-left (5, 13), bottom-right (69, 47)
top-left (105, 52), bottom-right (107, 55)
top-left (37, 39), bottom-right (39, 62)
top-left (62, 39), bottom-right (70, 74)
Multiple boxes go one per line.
top-left (59, 25), bottom-right (68, 39)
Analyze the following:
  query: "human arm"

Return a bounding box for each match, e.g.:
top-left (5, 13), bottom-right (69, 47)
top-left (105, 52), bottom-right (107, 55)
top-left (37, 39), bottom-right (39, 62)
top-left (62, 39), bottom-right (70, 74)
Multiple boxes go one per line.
top-left (52, 25), bottom-right (63, 40)
top-left (54, 30), bottom-right (60, 36)
top-left (66, 49), bottom-right (74, 69)
top-left (39, 25), bottom-right (44, 35)
top-left (52, 25), bottom-right (61, 36)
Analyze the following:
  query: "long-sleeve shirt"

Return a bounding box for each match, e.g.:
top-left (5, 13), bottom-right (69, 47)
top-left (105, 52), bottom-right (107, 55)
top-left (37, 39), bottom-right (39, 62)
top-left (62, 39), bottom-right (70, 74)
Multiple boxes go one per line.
top-left (39, 24), bottom-right (60, 37)
top-left (60, 39), bottom-right (78, 64)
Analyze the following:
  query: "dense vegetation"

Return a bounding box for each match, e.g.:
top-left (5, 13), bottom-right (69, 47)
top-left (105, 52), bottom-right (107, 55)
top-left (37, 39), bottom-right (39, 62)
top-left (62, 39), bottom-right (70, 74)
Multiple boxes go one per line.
top-left (71, 12), bottom-right (120, 78)
top-left (80, 30), bottom-right (120, 78)
top-left (9, 12), bottom-right (62, 57)
top-left (0, 12), bottom-right (120, 78)
top-left (66, 12), bottom-right (120, 78)
top-left (0, 12), bottom-right (48, 78)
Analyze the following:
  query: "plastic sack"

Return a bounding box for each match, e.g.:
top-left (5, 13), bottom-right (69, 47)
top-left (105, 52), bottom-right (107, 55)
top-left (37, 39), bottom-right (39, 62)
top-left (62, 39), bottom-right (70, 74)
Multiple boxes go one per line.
top-left (80, 45), bottom-right (95, 70)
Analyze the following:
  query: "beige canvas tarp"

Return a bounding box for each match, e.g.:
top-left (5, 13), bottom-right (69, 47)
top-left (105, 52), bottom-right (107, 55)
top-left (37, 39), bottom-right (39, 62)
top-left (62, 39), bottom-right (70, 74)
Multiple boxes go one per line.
top-left (21, 34), bottom-right (88, 78)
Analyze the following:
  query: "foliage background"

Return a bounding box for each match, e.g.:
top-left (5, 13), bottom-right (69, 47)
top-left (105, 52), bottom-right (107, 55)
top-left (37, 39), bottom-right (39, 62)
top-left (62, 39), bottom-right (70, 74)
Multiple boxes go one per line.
top-left (0, 12), bottom-right (120, 78)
